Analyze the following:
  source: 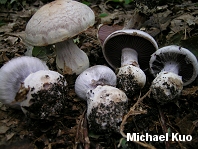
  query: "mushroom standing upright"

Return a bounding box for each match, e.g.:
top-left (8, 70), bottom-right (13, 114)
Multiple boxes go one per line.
top-left (102, 29), bottom-right (158, 97)
top-left (75, 65), bottom-right (128, 132)
top-left (149, 45), bottom-right (198, 104)
top-left (0, 56), bottom-right (49, 109)
top-left (25, 0), bottom-right (95, 75)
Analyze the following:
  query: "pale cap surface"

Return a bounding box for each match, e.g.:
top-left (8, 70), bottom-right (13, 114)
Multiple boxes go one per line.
top-left (25, 0), bottom-right (95, 46)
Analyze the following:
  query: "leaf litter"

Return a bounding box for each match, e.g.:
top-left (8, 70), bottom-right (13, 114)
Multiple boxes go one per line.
top-left (0, 0), bottom-right (198, 148)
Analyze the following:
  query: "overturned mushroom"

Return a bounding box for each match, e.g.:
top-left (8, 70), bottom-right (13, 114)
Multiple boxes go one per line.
top-left (25, 0), bottom-right (95, 75)
top-left (150, 45), bottom-right (198, 104)
top-left (102, 29), bottom-right (158, 97)
top-left (75, 65), bottom-right (128, 132)
top-left (97, 24), bottom-right (123, 45)
top-left (75, 65), bottom-right (117, 100)
top-left (0, 56), bottom-right (49, 109)
top-left (21, 70), bottom-right (68, 120)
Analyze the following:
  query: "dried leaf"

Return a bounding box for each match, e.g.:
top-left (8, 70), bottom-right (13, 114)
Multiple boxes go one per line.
top-left (0, 23), bottom-right (15, 34)
top-left (4, 36), bottom-right (18, 45)
top-left (0, 125), bottom-right (10, 134)
top-left (6, 132), bottom-right (15, 141)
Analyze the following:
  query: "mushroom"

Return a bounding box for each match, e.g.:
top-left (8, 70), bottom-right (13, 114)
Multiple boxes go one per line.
top-left (97, 24), bottom-right (123, 45)
top-left (25, 0), bottom-right (95, 75)
top-left (75, 65), bottom-right (117, 100)
top-left (149, 45), bottom-right (198, 104)
top-left (21, 70), bottom-right (68, 119)
top-left (102, 29), bottom-right (158, 97)
top-left (75, 65), bottom-right (128, 132)
top-left (0, 56), bottom-right (49, 109)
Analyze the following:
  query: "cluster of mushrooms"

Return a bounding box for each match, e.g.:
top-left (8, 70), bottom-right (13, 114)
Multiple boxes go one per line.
top-left (0, 0), bottom-right (198, 133)
top-left (0, 0), bottom-right (95, 119)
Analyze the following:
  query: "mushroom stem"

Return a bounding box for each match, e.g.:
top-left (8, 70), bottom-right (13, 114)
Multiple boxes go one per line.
top-left (117, 48), bottom-right (146, 97)
top-left (162, 61), bottom-right (179, 75)
top-left (55, 39), bottom-right (89, 75)
top-left (121, 48), bottom-right (139, 67)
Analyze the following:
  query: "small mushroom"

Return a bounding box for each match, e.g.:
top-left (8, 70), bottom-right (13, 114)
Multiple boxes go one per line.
top-left (21, 70), bottom-right (68, 119)
top-left (25, 0), bottom-right (95, 75)
top-left (75, 65), bottom-right (128, 132)
top-left (102, 29), bottom-right (158, 97)
top-left (75, 65), bottom-right (117, 100)
top-left (0, 56), bottom-right (49, 109)
top-left (149, 45), bottom-right (198, 104)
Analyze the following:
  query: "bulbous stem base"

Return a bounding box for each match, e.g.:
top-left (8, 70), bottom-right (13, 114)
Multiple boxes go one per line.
top-left (86, 85), bottom-right (128, 133)
top-left (151, 71), bottom-right (183, 104)
top-left (117, 65), bottom-right (146, 97)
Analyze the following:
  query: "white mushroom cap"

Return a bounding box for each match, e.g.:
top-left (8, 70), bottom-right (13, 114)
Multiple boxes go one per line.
top-left (150, 45), bottom-right (198, 86)
top-left (75, 65), bottom-right (117, 100)
top-left (151, 71), bottom-right (183, 104)
top-left (86, 85), bottom-right (128, 132)
top-left (21, 70), bottom-right (67, 119)
top-left (117, 65), bottom-right (146, 96)
top-left (24, 0), bottom-right (95, 75)
top-left (0, 56), bottom-right (49, 109)
top-left (25, 0), bottom-right (95, 46)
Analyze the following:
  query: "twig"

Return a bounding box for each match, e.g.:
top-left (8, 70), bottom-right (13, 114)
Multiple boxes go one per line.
top-left (83, 113), bottom-right (90, 149)
top-left (166, 123), bottom-right (186, 149)
top-left (157, 105), bottom-right (170, 149)
top-left (120, 89), bottom-right (151, 136)
top-left (74, 110), bottom-right (90, 149)
top-left (120, 89), bottom-right (156, 149)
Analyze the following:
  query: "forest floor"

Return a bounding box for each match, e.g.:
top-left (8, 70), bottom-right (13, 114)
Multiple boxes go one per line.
top-left (0, 0), bottom-right (198, 149)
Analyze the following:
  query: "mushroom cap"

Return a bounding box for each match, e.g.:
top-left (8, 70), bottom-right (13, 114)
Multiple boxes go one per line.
top-left (75, 65), bottom-right (117, 100)
top-left (25, 0), bottom-right (95, 46)
top-left (0, 56), bottom-right (49, 109)
top-left (150, 45), bottom-right (198, 86)
top-left (86, 85), bottom-right (128, 132)
top-left (97, 24), bottom-right (123, 45)
top-left (102, 29), bottom-right (158, 70)
top-left (21, 70), bottom-right (67, 119)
